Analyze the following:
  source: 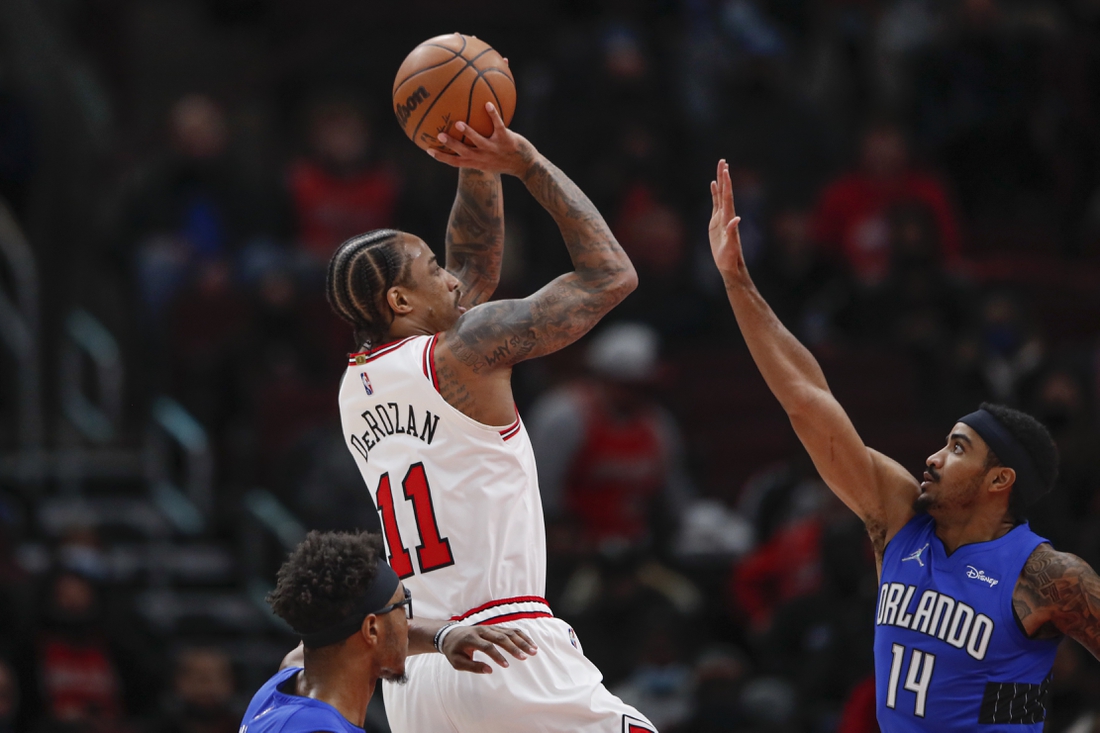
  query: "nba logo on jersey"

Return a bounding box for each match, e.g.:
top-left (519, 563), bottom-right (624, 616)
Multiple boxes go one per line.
top-left (361, 371), bottom-right (373, 395)
top-left (568, 627), bottom-right (579, 649)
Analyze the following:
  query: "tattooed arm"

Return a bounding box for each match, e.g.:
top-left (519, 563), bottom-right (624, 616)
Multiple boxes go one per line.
top-left (446, 168), bottom-right (504, 308)
top-left (1013, 543), bottom-right (1100, 659)
top-left (428, 104), bottom-right (636, 372)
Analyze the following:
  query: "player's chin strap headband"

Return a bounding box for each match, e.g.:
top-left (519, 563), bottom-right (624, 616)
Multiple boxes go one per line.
top-left (298, 560), bottom-right (401, 649)
top-left (958, 408), bottom-right (1043, 507)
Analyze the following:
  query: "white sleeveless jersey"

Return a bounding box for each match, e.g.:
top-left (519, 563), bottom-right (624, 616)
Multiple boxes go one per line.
top-left (337, 334), bottom-right (547, 621)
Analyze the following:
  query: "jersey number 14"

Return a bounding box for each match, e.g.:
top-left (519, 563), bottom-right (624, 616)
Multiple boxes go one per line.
top-left (375, 463), bottom-right (454, 578)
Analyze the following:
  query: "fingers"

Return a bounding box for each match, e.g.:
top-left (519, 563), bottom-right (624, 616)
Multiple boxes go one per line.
top-left (472, 636), bottom-right (509, 668)
top-left (507, 628), bottom-right (538, 655)
top-left (437, 132), bottom-right (474, 156)
top-left (426, 147), bottom-right (461, 167)
top-left (453, 120), bottom-right (489, 148)
top-left (726, 216), bottom-right (741, 238)
top-left (484, 102), bottom-right (507, 133)
top-left (447, 653), bottom-right (493, 675)
top-left (487, 630), bottom-right (529, 660)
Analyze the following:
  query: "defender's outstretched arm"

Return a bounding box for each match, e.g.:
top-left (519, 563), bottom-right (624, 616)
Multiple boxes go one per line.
top-left (429, 104), bottom-right (637, 372)
top-left (446, 167), bottom-right (504, 308)
top-left (708, 160), bottom-right (917, 552)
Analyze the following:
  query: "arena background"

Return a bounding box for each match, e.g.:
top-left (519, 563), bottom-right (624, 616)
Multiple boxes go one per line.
top-left (1, 0), bottom-right (1100, 730)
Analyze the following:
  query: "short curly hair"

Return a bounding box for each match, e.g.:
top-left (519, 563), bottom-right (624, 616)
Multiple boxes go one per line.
top-left (266, 530), bottom-right (385, 635)
top-left (979, 402), bottom-right (1059, 521)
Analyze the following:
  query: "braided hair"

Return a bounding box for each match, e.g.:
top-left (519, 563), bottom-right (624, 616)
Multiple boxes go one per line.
top-left (326, 229), bottom-right (413, 351)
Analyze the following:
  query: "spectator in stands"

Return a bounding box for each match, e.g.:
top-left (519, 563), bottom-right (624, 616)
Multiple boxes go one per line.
top-left (29, 571), bottom-right (133, 732)
top-left (155, 647), bottom-right (238, 733)
top-left (954, 290), bottom-right (1045, 405)
top-left (126, 94), bottom-right (259, 321)
top-left (729, 480), bottom-right (852, 635)
top-left (612, 612), bottom-right (694, 731)
top-left (529, 322), bottom-right (694, 556)
top-left (811, 121), bottom-right (961, 287)
top-left (667, 647), bottom-right (749, 733)
top-left (287, 95), bottom-right (399, 263)
top-left (759, 516), bottom-right (877, 729)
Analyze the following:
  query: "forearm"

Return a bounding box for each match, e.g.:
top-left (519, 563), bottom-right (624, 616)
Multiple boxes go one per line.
top-left (720, 267), bottom-right (830, 413)
top-left (520, 154), bottom-right (635, 292)
top-left (446, 169), bottom-right (504, 307)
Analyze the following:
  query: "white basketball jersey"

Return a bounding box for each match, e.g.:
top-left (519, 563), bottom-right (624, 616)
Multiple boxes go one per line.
top-left (338, 334), bottom-right (547, 620)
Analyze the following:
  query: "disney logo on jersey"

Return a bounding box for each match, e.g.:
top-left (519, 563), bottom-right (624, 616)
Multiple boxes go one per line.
top-left (966, 565), bottom-right (999, 587)
top-left (901, 543), bottom-right (930, 567)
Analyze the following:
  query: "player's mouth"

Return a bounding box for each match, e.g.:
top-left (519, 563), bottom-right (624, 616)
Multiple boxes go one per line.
top-left (455, 291), bottom-right (466, 314)
top-left (920, 468), bottom-right (940, 491)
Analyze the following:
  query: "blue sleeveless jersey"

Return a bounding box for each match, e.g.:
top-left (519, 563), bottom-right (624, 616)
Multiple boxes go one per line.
top-left (239, 667), bottom-right (364, 733)
top-left (874, 514), bottom-right (1059, 730)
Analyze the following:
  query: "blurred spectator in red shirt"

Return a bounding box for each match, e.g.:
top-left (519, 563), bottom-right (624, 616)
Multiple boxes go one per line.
top-left (287, 96), bottom-right (399, 262)
top-left (529, 322), bottom-right (694, 554)
top-left (811, 122), bottom-right (961, 286)
top-left (30, 572), bottom-right (138, 733)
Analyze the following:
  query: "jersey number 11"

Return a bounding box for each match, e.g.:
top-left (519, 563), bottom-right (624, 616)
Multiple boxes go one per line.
top-left (375, 463), bottom-right (455, 578)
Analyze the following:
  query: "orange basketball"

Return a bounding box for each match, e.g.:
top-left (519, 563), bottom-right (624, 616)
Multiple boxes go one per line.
top-left (392, 33), bottom-right (516, 153)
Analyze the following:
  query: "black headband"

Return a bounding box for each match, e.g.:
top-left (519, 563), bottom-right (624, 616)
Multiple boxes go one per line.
top-left (298, 560), bottom-right (401, 649)
top-left (958, 408), bottom-right (1043, 506)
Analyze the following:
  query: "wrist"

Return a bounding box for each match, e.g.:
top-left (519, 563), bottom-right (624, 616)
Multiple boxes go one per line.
top-left (719, 266), bottom-right (750, 288)
top-left (434, 621), bottom-right (461, 653)
top-left (512, 141), bottom-right (541, 179)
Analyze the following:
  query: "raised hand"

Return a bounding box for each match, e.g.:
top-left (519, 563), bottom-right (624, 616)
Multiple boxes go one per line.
top-left (429, 102), bottom-right (535, 179)
top-left (709, 159), bottom-right (744, 281)
top-left (441, 625), bottom-right (538, 674)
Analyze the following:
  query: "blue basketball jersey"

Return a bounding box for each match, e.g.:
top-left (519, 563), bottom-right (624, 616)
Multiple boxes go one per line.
top-left (239, 667), bottom-right (364, 733)
top-left (874, 514), bottom-right (1059, 730)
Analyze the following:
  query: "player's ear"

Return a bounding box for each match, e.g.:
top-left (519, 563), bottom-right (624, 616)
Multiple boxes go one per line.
top-left (988, 466), bottom-right (1015, 496)
top-left (360, 614), bottom-right (381, 648)
top-left (387, 286), bottom-right (413, 315)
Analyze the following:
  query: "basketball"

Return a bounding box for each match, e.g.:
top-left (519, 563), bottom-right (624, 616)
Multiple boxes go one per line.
top-left (392, 33), bottom-right (516, 153)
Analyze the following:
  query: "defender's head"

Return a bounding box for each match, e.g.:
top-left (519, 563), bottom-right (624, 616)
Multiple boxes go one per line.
top-left (326, 229), bottom-right (464, 350)
top-left (267, 531), bottom-right (410, 682)
top-left (918, 403), bottom-right (1059, 524)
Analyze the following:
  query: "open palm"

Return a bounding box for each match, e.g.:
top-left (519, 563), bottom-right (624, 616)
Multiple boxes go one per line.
top-left (708, 159), bottom-right (744, 279)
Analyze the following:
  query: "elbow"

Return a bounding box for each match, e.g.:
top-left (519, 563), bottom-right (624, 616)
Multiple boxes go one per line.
top-left (603, 265), bottom-right (637, 306)
top-left (618, 262), bottom-right (639, 296)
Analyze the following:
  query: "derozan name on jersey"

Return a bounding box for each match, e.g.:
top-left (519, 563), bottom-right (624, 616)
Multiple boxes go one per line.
top-left (348, 402), bottom-right (441, 463)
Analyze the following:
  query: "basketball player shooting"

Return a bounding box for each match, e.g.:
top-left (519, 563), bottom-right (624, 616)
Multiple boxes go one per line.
top-left (328, 104), bottom-right (657, 732)
top-left (708, 160), bottom-right (1100, 729)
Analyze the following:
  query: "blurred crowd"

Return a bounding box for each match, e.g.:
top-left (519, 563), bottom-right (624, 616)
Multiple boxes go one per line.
top-left (2, 0), bottom-right (1100, 731)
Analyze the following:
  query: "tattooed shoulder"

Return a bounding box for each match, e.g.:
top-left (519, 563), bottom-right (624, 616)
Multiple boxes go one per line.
top-left (1013, 543), bottom-right (1100, 656)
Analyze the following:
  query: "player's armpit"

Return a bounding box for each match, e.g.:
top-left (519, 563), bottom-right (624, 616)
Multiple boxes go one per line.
top-left (446, 168), bottom-right (504, 308)
top-left (1014, 544), bottom-right (1100, 658)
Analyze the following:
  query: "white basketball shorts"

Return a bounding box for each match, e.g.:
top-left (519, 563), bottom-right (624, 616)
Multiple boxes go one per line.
top-left (383, 600), bottom-right (658, 733)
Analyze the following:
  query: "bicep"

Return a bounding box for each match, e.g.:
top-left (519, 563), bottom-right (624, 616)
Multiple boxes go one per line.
top-left (1037, 552), bottom-right (1100, 659)
top-left (788, 388), bottom-right (917, 539)
top-left (443, 272), bottom-right (620, 372)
